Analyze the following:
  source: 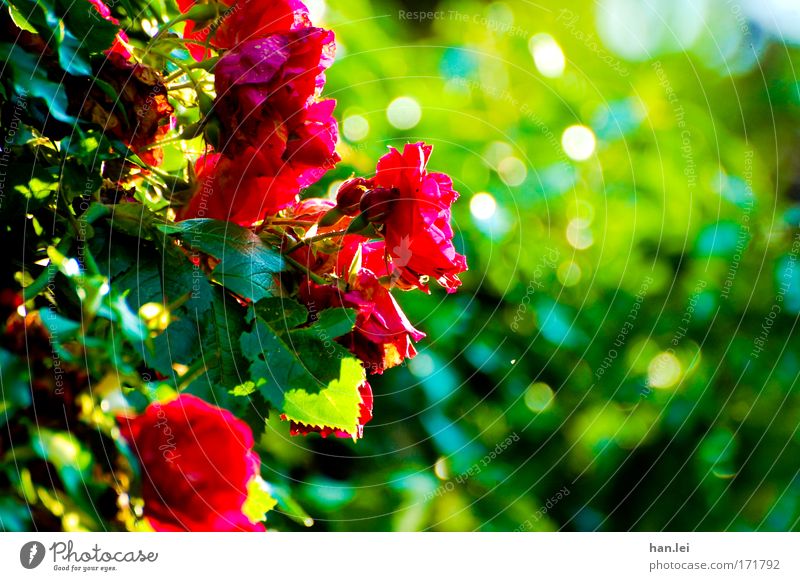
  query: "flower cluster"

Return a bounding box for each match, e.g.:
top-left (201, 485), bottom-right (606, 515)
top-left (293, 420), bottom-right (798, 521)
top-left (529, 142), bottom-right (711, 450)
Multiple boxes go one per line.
top-left (70, 51), bottom-right (174, 166)
top-left (179, 0), bottom-right (339, 224)
top-left (43, 0), bottom-right (468, 530)
top-left (166, 2), bottom-right (466, 430)
top-left (1, 0), bottom-right (173, 165)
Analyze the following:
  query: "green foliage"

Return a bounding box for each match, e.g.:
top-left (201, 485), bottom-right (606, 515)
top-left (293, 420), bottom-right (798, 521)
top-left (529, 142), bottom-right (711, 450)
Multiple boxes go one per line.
top-left (2, 0), bottom-right (800, 534)
top-left (160, 219), bottom-right (284, 301)
top-left (271, 0), bottom-right (800, 532)
top-left (241, 298), bottom-right (364, 433)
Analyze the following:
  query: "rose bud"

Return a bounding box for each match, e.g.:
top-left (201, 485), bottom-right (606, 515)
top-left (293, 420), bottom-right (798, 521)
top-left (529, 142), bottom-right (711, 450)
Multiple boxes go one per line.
top-left (335, 177), bottom-right (371, 216)
top-left (359, 187), bottom-right (398, 223)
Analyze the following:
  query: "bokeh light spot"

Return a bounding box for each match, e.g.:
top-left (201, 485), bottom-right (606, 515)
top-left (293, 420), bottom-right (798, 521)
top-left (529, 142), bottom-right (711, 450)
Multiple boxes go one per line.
top-left (434, 457), bottom-right (449, 480)
top-left (648, 352), bottom-right (682, 389)
top-left (409, 352), bottom-right (435, 377)
top-left (529, 33), bottom-right (566, 78)
top-left (387, 96), bottom-right (422, 130)
top-left (557, 261), bottom-right (582, 287)
top-left (566, 218), bottom-right (594, 249)
top-left (498, 156), bottom-right (527, 186)
top-left (470, 192), bottom-right (497, 220)
top-left (525, 382), bottom-right (555, 412)
top-left (561, 125), bottom-right (596, 161)
top-left (343, 114), bottom-right (369, 142)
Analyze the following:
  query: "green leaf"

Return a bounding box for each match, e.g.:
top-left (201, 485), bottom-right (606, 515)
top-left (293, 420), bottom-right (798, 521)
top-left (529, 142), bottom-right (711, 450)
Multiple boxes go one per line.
top-left (231, 381), bottom-right (257, 397)
top-left (241, 302), bottom-right (363, 433)
top-left (253, 296), bottom-right (309, 329)
top-left (107, 203), bottom-right (160, 240)
top-left (0, 162), bottom-right (60, 218)
top-left (39, 309), bottom-right (81, 338)
top-left (60, 159), bottom-right (102, 204)
top-left (0, 349), bottom-right (31, 426)
top-left (32, 428), bottom-right (93, 499)
top-left (98, 293), bottom-right (148, 343)
top-left (313, 308), bottom-right (359, 339)
top-left (203, 286), bottom-right (246, 388)
top-left (159, 219), bottom-right (284, 301)
top-left (0, 43), bottom-right (72, 123)
top-left (57, 29), bottom-right (93, 77)
top-left (7, 2), bottom-right (37, 32)
top-left (108, 235), bottom-right (213, 375)
top-left (8, 0), bottom-right (119, 71)
top-left (57, 0), bottom-right (119, 55)
top-left (281, 357), bottom-right (365, 432)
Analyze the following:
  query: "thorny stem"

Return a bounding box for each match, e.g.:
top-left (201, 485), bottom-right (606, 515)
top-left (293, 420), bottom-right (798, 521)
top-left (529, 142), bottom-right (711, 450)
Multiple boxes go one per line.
top-left (283, 254), bottom-right (328, 285)
top-left (284, 229), bottom-right (349, 254)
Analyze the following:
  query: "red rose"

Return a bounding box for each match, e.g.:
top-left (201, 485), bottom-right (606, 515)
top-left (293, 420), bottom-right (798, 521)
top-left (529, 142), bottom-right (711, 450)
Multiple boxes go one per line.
top-left (371, 142), bottom-right (467, 293)
top-left (179, 151), bottom-right (301, 225)
top-left (180, 27), bottom-right (339, 225)
top-left (117, 394), bottom-right (264, 532)
top-left (212, 29), bottom-right (339, 180)
top-left (334, 236), bottom-right (392, 280)
top-left (214, 28), bottom-right (334, 123)
top-left (178, 0), bottom-right (311, 61)
top-left (285, 381), bottom-right (373, 439)
top-left (299, 242), bottom-right (425, 374)
top-left (283, 99), bottom-right (340, 189)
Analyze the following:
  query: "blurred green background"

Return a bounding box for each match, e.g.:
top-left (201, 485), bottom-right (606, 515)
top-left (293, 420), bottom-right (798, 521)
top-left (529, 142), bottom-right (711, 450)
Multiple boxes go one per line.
top-left (264, 0), bottom-right (800, 531)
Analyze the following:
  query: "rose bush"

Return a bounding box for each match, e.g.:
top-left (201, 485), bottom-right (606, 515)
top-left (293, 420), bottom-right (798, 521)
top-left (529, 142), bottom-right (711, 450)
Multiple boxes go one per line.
top-left (0, 0), bottom-right (466, 531)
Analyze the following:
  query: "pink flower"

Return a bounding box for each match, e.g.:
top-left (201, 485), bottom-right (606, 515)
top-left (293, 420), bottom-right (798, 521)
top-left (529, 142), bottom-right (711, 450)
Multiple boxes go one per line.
top-left (178, 0), bottom-right (311, 61)
top-left (370, 142), bottom-right (468, 293)
top-left (299, 242), bottom-right (425, 374)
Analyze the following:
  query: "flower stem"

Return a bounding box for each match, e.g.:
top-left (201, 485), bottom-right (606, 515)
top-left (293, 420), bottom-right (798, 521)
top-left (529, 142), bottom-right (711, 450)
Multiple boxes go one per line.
top-left (283, 255), bottom-right (328, 285)
top-left (266, 219), bottom-right (318, 226)
top-left (284, 229), bottom-right (349, 254)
